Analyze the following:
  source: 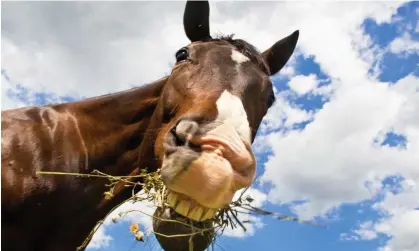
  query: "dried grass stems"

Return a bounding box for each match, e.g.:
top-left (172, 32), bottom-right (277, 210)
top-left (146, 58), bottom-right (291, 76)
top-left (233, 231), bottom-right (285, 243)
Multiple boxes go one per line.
top-left (36, 169), bottom-right (324, 251)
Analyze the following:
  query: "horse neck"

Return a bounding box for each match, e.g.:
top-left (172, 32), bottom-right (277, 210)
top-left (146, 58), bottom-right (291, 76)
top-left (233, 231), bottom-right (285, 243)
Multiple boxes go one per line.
top-left (47, 78), bottom-right (166, 250)
top-left (60, 77), bottom-right (166, 177)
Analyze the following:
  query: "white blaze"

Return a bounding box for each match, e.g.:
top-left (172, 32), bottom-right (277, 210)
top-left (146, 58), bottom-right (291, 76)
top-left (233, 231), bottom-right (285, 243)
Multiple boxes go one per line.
top-left (215, 90), bottom-right (252, 144)
top-left (219, 50), bottom-right (250, 143)
top-left (231, 50), bottom-right (250, 65)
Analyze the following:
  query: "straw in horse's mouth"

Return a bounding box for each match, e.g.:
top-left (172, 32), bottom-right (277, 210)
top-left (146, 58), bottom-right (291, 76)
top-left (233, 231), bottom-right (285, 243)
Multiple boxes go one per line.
top-left (166, 190), bottom-right (218, 222)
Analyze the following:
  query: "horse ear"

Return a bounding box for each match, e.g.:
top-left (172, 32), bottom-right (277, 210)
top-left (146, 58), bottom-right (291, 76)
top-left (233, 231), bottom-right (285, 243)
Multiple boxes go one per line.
top-left (183, 0), bottom-right (211, 42)
top-left (262, 30), bottom-right (299, 76)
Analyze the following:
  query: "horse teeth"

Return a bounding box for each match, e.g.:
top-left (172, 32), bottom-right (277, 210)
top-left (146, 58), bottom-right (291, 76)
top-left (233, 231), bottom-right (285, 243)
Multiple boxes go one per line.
top-left (201, 208), bottom-right (216, 221)
top-left (167, 191), bottom-right (217, 222)
top-left (175, 200), bottom-right (191, 217)
top-left (188, 206), bottom-right (204, 222)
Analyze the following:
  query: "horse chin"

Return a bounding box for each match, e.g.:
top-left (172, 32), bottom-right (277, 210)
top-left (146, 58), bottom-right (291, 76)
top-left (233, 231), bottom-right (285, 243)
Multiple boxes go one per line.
top-left (152, 207), bottom-right (216, 251)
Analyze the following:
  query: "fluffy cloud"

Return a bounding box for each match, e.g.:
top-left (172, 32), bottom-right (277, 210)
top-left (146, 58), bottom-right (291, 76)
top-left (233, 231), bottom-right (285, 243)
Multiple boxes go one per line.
top-left (352, 221), bottom-right (378, 241)
top-left (1, 73), bottom-right (26, 110)
top-left (343, 178), bottom-right (419, 251)
top-left (259, 89), bottom-right (314, 133)
top-left (372, 178), bottom-right (419, 251)
top-left (87, 226), bottom-right (113, 250)
top-left (261, 74), bottom-right (417, 218)
top-left (375, 210), bottom-right (419, 251)
top-left (1, 2), bottom-right (188, 98)
top-left (389, 32), bottom-right (419, 55)
top-left (288, 74), bottom-right (319, 95)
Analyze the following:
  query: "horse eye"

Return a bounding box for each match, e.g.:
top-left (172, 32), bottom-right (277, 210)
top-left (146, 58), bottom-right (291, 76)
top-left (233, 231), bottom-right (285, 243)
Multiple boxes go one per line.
top-left (175, 48), bottom-right (189, 63)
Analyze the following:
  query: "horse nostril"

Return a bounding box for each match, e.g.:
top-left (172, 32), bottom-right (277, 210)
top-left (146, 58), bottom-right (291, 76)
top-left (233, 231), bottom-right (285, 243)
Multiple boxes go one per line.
top-left (171, 127), bottom-right (186, 147)
top-left (173, 120), bottom-right (199, 146)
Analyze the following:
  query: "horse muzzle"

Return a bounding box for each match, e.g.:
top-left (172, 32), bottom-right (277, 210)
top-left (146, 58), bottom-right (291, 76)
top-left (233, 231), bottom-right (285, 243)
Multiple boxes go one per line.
top-left (160, 119), bottom-right (256, 222)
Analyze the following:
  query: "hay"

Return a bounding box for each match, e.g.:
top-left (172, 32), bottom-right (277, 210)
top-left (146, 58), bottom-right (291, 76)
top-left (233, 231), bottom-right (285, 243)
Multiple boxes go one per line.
top-left (37, 169), bottom-right (324, 250)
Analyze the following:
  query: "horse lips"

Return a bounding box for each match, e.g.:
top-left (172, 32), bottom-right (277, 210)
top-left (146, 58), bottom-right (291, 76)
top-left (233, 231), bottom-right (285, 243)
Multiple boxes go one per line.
top-left (168, 122), bottom-right (256, 215)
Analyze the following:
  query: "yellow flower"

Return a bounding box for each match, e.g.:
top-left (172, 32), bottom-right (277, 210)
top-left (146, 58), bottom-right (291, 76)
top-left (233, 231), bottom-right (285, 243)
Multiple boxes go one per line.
top-left (130, 223), bottom-right (139, 233)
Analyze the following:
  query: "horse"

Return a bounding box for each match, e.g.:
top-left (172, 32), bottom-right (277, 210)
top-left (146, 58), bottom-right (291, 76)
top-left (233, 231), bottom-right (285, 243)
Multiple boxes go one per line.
top-left (1, 1), bottom-right (299, 250)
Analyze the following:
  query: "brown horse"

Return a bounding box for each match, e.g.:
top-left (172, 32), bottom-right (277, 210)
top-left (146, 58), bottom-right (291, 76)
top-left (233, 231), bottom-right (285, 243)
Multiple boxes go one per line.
top-left (1, 1), bottom-right (299, 251)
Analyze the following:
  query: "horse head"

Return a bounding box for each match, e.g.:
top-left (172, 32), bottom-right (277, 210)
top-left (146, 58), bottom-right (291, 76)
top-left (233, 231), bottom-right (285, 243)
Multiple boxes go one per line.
top-left (151, 2), bottom-right (299, 250)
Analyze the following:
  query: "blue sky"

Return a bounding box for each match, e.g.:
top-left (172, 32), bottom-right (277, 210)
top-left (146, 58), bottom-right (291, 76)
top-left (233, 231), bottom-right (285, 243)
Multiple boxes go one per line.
top-left (2, 1), bottom-right (418, 251)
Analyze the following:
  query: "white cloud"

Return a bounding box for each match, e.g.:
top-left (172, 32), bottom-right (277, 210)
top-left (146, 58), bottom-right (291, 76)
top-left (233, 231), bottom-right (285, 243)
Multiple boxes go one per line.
top-left (1, 2), bottom-right (188, 98)
top-left (389, 32), bottom-right (419, 55)
top-left (345, 179), bottom-right (419, 251)
top-left (355, 221), bottom-right (379, 241)
top-left (288, 74), bottom-right (319, 95)
top-left (87, 226), bottom-right (113, 250)
top-left (342, 221), bottom-right (378, 241)
top-left (375, 209), bottom-right (419, 251)
top-left (261, 73), bottom-right (418, 215)
top-left (259, 90), bottom-right (314, 134)
top-left (372, 179), bottom-right (419, 251)
top-left (1, 74), bottom-right (26, 110)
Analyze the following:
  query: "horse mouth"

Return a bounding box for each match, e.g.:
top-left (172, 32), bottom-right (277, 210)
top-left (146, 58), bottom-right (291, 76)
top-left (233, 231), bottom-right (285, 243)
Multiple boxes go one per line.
top-left (160, 120), bottom-right (255, 223)
top-left (166, 190), bottom-right (218, 222)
